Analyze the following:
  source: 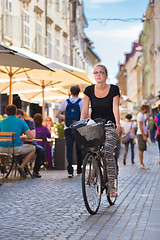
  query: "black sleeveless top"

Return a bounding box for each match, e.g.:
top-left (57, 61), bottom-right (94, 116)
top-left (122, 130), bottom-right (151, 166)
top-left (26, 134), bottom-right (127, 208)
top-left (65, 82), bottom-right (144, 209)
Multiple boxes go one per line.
top-left (84, 84), bottom-right (120, 124)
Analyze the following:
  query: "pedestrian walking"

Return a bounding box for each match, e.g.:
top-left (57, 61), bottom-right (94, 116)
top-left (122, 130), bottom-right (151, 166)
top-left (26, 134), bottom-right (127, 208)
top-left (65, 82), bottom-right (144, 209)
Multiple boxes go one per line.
top-left (137, 104), bottom-right (149, 170)
top-left (80, 64), bottom-right (121, 197)
top-left (154, 104), bottom-right (160, 164)
top-left (121, 114), bottom-right (136, 165)
top-left (148, 116), bottom-right (155, 143)
top-left (55, 85), bottom-right (83, 178)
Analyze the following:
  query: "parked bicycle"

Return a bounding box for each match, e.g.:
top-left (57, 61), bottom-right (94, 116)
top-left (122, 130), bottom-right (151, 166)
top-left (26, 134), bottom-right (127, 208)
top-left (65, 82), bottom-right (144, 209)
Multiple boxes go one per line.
top-left (71, 119), bottom-right (118, 215)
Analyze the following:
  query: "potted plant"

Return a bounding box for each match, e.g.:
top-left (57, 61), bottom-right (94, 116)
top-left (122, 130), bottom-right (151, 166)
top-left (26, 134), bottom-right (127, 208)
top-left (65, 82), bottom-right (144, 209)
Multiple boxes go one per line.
top-left (55, 122), bottom-right (65, 138)
top-left (54, 122), bottom-right (67, 170)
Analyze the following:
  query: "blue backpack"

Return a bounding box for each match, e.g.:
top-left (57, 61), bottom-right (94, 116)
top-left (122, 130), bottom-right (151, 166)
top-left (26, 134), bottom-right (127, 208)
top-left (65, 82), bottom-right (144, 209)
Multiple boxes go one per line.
top-left (65, 98), bottom-right (82, 127)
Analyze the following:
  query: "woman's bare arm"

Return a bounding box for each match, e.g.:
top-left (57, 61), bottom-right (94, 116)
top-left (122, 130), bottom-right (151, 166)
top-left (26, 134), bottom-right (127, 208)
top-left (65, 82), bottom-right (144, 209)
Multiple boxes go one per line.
top-left (80, 94), bottom-right (90, 120)
top-left (55, 109), bottom-right (65, 121)
top-left (132, 126), bottom-right (136, 144)
top-left (113, 95), bottom-right (121, 134)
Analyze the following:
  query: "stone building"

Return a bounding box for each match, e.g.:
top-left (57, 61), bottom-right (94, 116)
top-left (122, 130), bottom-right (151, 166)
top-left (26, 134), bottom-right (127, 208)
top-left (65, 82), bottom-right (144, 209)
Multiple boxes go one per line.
top-left (117, 0), bottom-right (160, 118)
top-left (0, 0), bottom-right (100, 117)
top-left (117, 42), bottom-right (143, 119)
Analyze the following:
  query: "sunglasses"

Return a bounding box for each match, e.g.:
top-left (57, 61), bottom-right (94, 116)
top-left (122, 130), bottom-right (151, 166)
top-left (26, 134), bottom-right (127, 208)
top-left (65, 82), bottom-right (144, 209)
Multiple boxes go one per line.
top-left (93, 71), bottom-right (105, 75)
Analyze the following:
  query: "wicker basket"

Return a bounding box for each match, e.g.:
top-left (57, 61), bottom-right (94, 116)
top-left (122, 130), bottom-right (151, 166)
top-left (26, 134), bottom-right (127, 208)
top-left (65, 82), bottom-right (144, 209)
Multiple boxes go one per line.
top-left (71, 121), bottom-right (105, 148)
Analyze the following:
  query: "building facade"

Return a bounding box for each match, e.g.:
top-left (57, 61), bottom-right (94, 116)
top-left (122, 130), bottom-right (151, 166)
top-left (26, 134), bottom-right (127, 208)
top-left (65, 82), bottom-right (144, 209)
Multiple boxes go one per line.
top-left (0, 0), bottom-right (100, 118)
top-left (117, 0), bottom-right (160, 118)
top-left (116, 42), bottom-right (143, 119)
top-left (0, 0), bottom-right (71, 63)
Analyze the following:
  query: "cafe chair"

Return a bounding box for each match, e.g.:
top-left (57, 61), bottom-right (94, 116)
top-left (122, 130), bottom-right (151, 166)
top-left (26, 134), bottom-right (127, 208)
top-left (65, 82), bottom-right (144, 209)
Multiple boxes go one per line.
top-left (0, 132), bottom-right (33, 183)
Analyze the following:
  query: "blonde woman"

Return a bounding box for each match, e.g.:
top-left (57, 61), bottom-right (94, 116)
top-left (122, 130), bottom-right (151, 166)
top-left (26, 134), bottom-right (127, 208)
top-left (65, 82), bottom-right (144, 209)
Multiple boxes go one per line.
top-left (44, 116), bottom-right (56, 138)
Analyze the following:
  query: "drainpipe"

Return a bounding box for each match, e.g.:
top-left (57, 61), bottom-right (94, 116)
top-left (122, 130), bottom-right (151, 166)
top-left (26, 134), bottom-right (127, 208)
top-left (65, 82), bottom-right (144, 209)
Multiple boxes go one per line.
top-left (45, 0), bottom-right (47, 56)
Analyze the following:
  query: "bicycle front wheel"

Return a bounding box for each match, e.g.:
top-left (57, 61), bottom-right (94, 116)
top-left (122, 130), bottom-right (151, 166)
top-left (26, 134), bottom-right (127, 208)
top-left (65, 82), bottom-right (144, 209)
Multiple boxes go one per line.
top-left (82, 152), bottom-right (102, 215)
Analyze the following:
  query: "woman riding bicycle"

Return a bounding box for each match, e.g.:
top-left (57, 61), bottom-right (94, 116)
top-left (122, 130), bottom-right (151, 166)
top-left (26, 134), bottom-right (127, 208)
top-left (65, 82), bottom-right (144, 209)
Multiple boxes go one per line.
top-left (80, 64), bottom-right (121, 197)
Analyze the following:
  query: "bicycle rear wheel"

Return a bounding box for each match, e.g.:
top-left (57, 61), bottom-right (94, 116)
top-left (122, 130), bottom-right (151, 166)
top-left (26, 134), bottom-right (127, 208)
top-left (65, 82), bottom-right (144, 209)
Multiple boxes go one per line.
top-left (106, 177), bottom-right (118, 205)
top-left (82, 152), bottom-right (102, 215)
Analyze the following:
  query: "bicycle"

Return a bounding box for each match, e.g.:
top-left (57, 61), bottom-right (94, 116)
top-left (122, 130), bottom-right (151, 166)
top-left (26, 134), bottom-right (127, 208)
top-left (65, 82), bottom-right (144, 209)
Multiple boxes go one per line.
top-left (71, 119), bottom-right (118, 215)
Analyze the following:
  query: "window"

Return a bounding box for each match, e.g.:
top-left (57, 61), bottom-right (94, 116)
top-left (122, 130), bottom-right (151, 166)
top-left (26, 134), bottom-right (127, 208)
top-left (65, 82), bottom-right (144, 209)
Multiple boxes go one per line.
top-left (23, 10), bottom-right (29, 47)
top-left (56, 0), bottom-right (60, 11)
top-left (63, 0), bottom-right (67, 18)
top-left (4, 0), bottom-right (12, 39)
top-left (5, 0), bottom-right (12, 12)
top-left (63, 42), bottom-right (68, 64)
top-left (47, 31), bottom-right (52, 58)
top-left (36, 21), bottom-right (43, 54)
top-left (55, 37), bottom-right (60, 61)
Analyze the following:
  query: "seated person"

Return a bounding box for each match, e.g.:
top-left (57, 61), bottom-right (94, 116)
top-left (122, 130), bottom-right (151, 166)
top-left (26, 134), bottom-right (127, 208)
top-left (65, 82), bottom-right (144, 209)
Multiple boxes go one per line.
top-left (33, 113), bottom-right (53, 170)
top-left (16, 109), bottom-right (45, 178)
top-left (43, 116), bottom-right (56, 158)
top-left (0, 104), bottom-right (35, 178)
top-left (44, 116), bottom-right (57, 138)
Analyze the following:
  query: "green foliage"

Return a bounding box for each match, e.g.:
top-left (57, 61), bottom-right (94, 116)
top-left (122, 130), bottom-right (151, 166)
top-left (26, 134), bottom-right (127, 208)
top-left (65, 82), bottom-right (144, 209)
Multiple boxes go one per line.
top-left (55, 122), bottom-right (65, 138)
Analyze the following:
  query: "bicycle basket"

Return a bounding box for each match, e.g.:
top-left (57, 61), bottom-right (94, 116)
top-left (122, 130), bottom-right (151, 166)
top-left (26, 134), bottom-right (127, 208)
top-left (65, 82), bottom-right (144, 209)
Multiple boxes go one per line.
top-left (71, 119), bottom-right (105, 147)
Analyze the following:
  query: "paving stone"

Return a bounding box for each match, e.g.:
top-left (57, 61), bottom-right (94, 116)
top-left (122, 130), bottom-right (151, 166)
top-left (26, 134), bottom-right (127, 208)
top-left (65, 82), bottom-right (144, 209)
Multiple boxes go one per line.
top-left (0, 144), bottom-right (160, 239)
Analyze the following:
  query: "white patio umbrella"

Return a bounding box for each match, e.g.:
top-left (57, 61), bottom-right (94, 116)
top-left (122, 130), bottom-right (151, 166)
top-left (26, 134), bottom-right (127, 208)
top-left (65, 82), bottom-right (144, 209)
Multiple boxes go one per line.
top-left (0, 44), bottom-right (53, 107)
top-left (0, 44), bottom-right (93, 119)
top-left (10, 45), bottom-right (92, 86)
top-left (0, 71), bottom-right (91, 104)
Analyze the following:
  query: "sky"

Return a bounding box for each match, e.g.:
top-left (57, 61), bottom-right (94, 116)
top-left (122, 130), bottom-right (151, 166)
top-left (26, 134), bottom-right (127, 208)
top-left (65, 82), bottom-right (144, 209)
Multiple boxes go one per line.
top-left (83, 0), bottom-right (150, 84)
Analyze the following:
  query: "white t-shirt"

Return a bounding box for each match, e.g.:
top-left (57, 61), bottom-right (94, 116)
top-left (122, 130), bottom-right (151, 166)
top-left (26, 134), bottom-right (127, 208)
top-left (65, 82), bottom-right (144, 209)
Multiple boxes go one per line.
top-left (137, 112), bottom-right (147, 135)
top-left (121, 121), bottom-right (134, 139)
top-left (59, 97), bottom-right (83, 129)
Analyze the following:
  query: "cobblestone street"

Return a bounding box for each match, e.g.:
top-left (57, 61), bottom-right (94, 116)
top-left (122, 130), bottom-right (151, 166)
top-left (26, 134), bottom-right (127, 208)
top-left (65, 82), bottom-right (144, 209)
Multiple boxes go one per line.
top-left (0, 143), bottom-right (160, 240)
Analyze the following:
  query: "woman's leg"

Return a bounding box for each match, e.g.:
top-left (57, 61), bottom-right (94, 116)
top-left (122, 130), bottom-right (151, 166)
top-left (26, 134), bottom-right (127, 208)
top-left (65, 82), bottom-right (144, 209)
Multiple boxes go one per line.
top-left (130, 139), bottom-right (135, 164)
top-left (123, 143), bottom-right (129, 165)
top-left (64, 129), bottom-right (74, 175)
top-left (156, 135), bottom-right (160, 163)
top-left (105, 126), bottom-right (118, 194)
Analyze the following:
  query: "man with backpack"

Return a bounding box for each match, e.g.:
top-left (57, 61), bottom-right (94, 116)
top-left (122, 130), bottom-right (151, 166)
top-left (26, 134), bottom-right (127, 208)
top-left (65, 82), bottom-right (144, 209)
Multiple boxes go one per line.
top-left (55, 85), bottom-right (83, 178)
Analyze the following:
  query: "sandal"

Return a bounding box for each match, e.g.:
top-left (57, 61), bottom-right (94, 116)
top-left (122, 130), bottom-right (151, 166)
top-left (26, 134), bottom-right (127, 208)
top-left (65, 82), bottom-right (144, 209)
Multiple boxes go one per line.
top-left (87, 167), bottom-right (96, 184)
top-left (18, 167), bottom-right (26, 178)
top-left (108, 183), bottom-right (118, 197)
top-left (110, 192), bottom-right (118, 197)
top-left (87, 176), bottom-right (94, 184)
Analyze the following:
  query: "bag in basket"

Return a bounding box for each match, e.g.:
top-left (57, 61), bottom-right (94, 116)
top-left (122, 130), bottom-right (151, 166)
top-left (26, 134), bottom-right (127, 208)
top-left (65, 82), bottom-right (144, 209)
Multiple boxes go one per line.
top-left (71, 119), bottom-right (105, 148)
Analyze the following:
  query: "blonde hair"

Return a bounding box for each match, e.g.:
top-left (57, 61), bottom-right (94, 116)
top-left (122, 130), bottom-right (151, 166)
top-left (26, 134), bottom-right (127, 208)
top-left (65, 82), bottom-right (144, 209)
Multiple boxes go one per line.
top-left (44, 116), bottom-right (54, 128)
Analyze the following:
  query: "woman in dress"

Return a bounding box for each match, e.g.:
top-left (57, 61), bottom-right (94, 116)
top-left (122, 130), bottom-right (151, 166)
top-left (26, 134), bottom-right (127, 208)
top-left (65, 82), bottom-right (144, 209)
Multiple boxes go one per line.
top-left (121, 114), bottom-right (136, 165)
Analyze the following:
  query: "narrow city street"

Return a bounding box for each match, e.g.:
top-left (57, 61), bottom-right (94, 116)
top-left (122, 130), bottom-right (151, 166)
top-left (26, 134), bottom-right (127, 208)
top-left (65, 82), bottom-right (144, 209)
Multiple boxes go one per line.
top-left (0, 143), bottom-right (160, 240)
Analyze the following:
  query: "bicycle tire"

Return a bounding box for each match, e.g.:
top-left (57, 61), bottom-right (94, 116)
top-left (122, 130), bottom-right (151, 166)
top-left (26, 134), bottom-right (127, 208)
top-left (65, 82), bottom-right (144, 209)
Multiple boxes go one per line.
top-left (82, 152), bottom-right (102, 215)
top-left (106, 177), bottom-right (118, 205)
